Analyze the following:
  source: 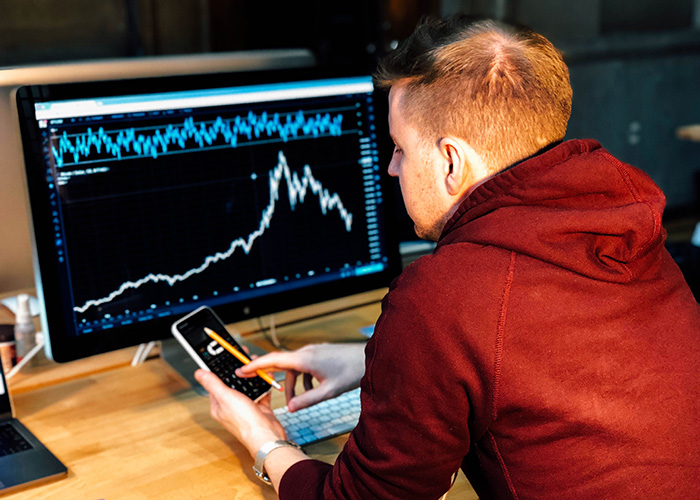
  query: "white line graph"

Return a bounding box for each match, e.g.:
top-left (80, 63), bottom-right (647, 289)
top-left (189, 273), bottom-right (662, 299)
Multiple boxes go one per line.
top-left (73, 150), bottom-right (353, 313)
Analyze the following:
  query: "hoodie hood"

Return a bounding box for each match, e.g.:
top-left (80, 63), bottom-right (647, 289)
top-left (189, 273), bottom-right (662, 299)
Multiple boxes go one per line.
top-left (438, 139), bottom-right (667, 283)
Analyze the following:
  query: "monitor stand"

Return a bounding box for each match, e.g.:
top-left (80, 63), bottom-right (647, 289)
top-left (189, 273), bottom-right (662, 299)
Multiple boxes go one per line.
top-left (160, 336), bottom-right (270, 396)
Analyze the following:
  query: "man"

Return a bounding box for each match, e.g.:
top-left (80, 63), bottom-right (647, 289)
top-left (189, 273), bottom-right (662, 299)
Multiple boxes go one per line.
top-left (195, 16), bottom-right (700, 499)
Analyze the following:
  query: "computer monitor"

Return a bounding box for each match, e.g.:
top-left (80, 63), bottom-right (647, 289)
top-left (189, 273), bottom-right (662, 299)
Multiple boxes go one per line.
top-left (0, 51), bottom-right (316, 293)
top-left (16, 68), bottom-right (401, 362)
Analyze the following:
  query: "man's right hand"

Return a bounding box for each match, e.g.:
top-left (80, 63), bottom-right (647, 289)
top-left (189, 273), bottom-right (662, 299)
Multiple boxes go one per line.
top-left (236, 343), bottom-right (366, 412)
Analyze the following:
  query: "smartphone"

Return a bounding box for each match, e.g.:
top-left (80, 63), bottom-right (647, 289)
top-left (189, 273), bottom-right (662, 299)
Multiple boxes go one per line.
top-left (171, 306), bottom-right (271, 401)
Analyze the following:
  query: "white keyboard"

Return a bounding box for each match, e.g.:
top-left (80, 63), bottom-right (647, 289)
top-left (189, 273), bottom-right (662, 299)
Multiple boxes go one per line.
top-left (274, 388), bottom-right (362, 446)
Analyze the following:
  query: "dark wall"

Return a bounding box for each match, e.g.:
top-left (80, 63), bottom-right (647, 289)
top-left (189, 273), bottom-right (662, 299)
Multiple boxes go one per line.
top-left (0, 0), bottom-right (135, 63)
top-left (507, 0), bottom-right (700, 221)
top-left (207, 1), bottom-right (384, 72)
top-left (3, 0), bottom-right (700, 237)
top-left (0, 0), bottom-right (388, 73)
top-left (566, 50), bottom-right (700, 214)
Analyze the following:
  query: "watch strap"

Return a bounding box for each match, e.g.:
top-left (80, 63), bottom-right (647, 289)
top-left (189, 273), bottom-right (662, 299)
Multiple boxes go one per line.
top-left (253, 439), bottom-right (301, 484)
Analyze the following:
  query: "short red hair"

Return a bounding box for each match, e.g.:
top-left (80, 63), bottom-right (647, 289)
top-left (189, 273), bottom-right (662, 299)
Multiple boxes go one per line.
top-left (375, 17), bottom-right (572, 172)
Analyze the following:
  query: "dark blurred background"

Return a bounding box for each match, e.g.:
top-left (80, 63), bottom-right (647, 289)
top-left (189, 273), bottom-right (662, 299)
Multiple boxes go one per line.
top-left (2, 0), bottom-right (699, 294)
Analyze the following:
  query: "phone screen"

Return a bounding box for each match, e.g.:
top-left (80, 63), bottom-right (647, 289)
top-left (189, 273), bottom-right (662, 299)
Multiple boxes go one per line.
top-left (174, 307), bottom-right (271, 400)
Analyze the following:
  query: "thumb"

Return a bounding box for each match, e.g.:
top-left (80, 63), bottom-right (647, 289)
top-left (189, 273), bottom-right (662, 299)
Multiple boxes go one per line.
top-left (195, 369), bottom-right (228, 397)
top-left (288, 385), bottom-right (333, 412)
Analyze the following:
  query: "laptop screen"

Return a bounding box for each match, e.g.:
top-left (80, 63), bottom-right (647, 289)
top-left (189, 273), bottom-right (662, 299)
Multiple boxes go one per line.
top-left (0, 367), bottom-right (11, 417)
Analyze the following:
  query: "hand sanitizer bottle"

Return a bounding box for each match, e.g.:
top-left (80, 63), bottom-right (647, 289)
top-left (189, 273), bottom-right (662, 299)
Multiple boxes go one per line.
top-left (14, 294), bottom-right (36, 362)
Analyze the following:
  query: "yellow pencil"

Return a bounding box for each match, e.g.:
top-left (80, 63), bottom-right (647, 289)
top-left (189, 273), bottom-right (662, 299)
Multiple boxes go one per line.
top-left (203, 327), bottom-right (282, 391)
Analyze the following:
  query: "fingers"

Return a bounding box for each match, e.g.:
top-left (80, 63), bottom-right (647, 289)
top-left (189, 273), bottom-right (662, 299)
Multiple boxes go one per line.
top-left (195, 369), bottom-right (228, 397)
top-left (196, 369), bottom-right (231, 422)
top-left (257, 391), bottom-right (272, 408)
top-left (209, 391), bottom-right (222, 421)
top-left (285, 369), bottom-right (300, 404)
top-left (255, 392), bottom-right (274, 418)
top-left (287, 385), bottom-right (333, 412)
top-left (283, 371), bottom-right (328, 411)
top-left (195, 369), bottom-right (251, 401)
top-left (236, 351), bottom-right (304, 377)
top-left (303, 372), bottom-right (314, 392)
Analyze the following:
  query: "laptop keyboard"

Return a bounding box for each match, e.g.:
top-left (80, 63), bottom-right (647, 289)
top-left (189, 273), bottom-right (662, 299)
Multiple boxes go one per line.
top-left (0, 423), bottom-right (33, 457)
top-left (274, 388), bottom-right (361, 446)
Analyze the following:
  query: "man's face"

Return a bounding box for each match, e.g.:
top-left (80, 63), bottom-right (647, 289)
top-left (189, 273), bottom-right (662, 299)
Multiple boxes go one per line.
top-left (387, 85), bottom-right (446, 241)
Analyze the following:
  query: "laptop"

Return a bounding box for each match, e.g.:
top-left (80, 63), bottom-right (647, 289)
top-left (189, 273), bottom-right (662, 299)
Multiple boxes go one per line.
top-left (0, 367), bottom-right (67, 493)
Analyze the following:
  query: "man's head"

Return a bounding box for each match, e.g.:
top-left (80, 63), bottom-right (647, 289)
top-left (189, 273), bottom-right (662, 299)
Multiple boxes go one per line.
top-left (375, 16), bottom-right (572, 240)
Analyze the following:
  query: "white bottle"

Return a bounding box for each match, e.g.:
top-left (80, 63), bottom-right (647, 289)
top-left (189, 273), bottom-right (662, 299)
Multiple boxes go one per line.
top-left (14, 294), bottom-right (36, 362)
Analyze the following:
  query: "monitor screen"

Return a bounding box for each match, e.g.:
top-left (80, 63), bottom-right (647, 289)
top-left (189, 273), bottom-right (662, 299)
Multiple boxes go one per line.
top-left (16, 69), bottom-right (400, 362)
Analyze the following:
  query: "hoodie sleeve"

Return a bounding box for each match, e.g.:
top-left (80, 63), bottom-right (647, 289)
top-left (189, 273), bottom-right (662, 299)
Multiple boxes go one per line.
top-left (279, 268), bottom-right (479, 500)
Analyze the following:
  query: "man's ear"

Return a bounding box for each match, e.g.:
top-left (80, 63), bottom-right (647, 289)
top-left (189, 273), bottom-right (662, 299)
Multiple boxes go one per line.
top-left (438, 137), bottom-right (489, 197)
top-left (439, 137), bottom-right (469, 196)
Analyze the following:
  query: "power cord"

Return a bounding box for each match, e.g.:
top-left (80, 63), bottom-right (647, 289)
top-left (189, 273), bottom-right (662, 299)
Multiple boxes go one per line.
top-left (130, 341), bottom-right (157, 366)
top-left (257, 314), bottom-right (288, 350)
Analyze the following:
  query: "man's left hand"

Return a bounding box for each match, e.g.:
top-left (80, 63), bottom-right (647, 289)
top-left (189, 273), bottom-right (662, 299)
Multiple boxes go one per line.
top-left (194, 369), bottom-right (287, 456)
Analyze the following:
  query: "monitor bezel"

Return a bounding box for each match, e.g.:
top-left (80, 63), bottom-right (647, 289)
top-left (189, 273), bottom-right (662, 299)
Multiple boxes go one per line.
top-left (16, 67), bottom-right (401, 362)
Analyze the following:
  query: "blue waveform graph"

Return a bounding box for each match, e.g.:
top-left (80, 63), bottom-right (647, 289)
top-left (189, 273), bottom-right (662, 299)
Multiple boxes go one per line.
top-left (73, 150), bottom-right (353, 313)
top-left (52, 110), bottom-right (345, 167)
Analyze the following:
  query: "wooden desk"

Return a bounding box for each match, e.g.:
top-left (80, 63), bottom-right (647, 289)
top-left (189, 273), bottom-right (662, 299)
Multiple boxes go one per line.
top-left (4, 300), bottom-right (476, 499)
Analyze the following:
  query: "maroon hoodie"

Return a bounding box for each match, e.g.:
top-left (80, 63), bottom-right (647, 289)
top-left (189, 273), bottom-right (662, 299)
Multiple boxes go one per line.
top-left (280, 139), bottom-right (700, 499)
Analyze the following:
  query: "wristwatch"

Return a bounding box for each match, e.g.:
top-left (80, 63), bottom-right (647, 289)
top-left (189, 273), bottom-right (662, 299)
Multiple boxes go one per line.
top-left (253, 439), bottom-right (301, 484)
